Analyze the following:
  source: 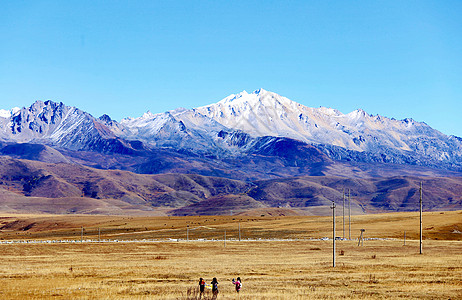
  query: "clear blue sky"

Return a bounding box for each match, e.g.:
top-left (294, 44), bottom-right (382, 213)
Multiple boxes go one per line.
top-left (1, 1), bottom-right (461, 136)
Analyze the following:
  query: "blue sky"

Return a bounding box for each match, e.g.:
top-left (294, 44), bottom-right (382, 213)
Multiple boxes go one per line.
top-left (1, 1), bottom-right (461, 136)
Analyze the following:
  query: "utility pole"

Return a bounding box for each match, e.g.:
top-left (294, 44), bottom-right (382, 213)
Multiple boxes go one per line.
top-left (342, 189), bottom-right (345, 240)
top-left (224, 230), bottom-right (226, 248)
top-left (238, 222), bottom-right (241, 241)
top-left (187, 225), bottom-right (189, 242)
top-left (419, 182), bottom-right (423, 254)
top-left (98, 227), bottom-right (101, 242)
top-left (348, 189), bottom-right (351, 240)
top-left (331, 200), bottom-right (336, 268)
top-left (404, 231), bottom-right (406, 246)
top-left (81, 226), bottom-right (83, 242)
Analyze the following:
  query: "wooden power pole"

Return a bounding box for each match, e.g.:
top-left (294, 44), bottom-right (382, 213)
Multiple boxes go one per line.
top-left (342, 189), bottom-right (345, 240)
top-left (331, 200), bottom-right (336, 268)
top-left (348, 189), bottom-right (351, 240)
top-left (420, 182), bottom-right (423, 254)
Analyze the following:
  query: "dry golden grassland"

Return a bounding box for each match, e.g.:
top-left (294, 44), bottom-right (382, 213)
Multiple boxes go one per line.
top-left (0, 211), bottom-right (461, 299)
top-left (1, 210), bottom-right (461, 241)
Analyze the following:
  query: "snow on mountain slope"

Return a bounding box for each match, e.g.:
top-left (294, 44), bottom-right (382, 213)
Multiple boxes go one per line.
top-left (116, 107), bottom-right (235, 154)
top-left (196, 89), bottom-right (313, 142)
top-left (197, 88), bottom-right (364, 147)
top-left (120, 111), bottom-right (181, 140)
top-left (115, 88), bottom-right (460, 165)
top-left (195, 89), bottom-right (460, 163)
top-left (1, 90), bottom-right (461, 170)
top-left (0, 107), bottom-right (20, 118)
top-left (0, 101), bottom-right (121, 151)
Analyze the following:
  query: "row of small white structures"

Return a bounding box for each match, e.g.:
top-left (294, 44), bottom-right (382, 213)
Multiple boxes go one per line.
top-left (0, 237), bottom-right (393, 245)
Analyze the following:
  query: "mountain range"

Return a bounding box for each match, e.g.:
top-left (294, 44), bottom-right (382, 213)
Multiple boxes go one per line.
top-left (0, 89), bottom-right (461, 215)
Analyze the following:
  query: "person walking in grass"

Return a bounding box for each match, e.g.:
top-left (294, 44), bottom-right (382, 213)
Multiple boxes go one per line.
top-left (211, 277), bottom-right (219, 298)
top-left (232, 277), bottom-right (242, 293)
top-left (198, 277), bottom-right (206, 297)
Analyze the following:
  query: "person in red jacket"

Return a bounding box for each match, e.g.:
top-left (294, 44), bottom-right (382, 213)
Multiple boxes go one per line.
top-left (232, 277), bottom-right (242, 293)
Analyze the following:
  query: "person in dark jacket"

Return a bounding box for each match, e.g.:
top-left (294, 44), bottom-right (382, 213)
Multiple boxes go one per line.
top-left (198, 277), bottom-right (206, 295)
top-left (211, 277), bottom-right (219, 298)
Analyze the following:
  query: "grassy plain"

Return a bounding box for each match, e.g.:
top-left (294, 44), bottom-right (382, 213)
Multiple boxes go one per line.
top-left (0, 210), bottom-right (461, 299)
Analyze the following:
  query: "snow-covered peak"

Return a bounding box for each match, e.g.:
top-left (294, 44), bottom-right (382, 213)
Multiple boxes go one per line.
top-left (0, 109), bottom-right (10, 118)
top-left (318, 107), bottom-right (342, 117)
top-left (195, 89), bottom-right (311, 139)
top-left (192, 89), bottom-right (443, 152)
top-left (252, 88), bottom-right (266, 94)
top-left (215, 90), bottom-right (250, 105)
top-left (120, 111), bottom-right (158, 123)
top-left (203, 89), bottom-right (299, 112)
top-left (0, 93), bottom-right (459, 170)
top-left (346, 108), bottom-right (368, 120)
top-left (0, 107), bottom-right (20, 118)
top-left (120, 111), bottom-right (173, 129)
top-left (170, 107), bottom-right (188, 114)
top-left (256, 89), bottom-right (298, 107)
top-left (141, 111), bottom-right (156, 119)
top-left (0, 100), bottom-right (118, 150)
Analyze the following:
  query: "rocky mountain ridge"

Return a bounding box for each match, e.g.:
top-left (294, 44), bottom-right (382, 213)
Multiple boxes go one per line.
top-left (195, 89), bottom-right (462, 168)
top-left (1, 90), bottom-right (462, 215)
top-left (1, 90), bottom-right (461, 172)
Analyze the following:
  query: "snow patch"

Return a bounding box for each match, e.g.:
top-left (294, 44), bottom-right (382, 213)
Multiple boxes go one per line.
top-left (0, 107), bottom-right (20, 118)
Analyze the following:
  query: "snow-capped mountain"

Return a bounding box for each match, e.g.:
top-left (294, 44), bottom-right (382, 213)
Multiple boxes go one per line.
top-left (0, 100), bottom-right (136, 153)
top-left (1, 89), bottom-right (462, 172)
top-left (195, 89), bottom-right (462, 165)
top-left (3, 92), bottom-right (462, 216)
top-left (113, 108), bottom-right (242, 155)
top-left (195, 89), bottom-right (434, 150)
top-left (0, 107), bottom-right (20, 118)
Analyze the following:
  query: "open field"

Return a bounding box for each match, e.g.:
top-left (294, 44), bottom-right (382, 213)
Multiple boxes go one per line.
top-left (0, 211), bottom-right (461, 299)
top-left (0, 240), bottom-right (461, 299)
top-left (1, 209), bottom-right (461, 241)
